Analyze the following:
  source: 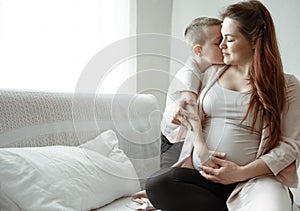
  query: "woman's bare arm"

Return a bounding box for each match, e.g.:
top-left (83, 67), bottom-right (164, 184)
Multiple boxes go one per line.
top-left (181, 91), bottom-right (220, 168)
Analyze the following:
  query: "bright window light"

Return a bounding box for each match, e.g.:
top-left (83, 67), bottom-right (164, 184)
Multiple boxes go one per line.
top-left (0, 0), bottom-right (135, 93)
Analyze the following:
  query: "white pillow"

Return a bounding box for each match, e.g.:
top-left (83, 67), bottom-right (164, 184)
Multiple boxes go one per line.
top-left (0, 130), bottom-right (140, 211)
top-left (80, 129), bottom-right (119, 157)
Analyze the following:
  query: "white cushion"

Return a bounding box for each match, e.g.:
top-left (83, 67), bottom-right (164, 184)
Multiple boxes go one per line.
top-left (80, 129), bottom-right (119, 157)
top-left (0, 130), bottom-right (140, 211)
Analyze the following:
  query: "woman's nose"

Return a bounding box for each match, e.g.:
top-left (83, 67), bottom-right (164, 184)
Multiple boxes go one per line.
top-left (219, 39), bottom-right (225, 49)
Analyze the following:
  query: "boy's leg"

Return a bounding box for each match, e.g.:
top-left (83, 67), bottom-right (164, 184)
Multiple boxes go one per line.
top-left (160, 133), bottom-right (183, 168)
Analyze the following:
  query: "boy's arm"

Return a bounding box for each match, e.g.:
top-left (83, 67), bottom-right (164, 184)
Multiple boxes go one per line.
top-left (161, 57), bottom-right (209, 142)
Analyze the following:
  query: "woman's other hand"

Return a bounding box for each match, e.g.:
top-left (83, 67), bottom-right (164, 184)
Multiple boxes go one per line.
top-left (199, 156), bottom-right (244, 184)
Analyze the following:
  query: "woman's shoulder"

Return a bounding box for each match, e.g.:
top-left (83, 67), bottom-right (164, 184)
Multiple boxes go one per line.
top-left (202, 65), bottom-right (228, 82)
top-left (204, 64), bottom-right (228, 75)
top-left (284, 73), bottom-right (300, 90)
top-left (284, 74), bottom-right (300, 107)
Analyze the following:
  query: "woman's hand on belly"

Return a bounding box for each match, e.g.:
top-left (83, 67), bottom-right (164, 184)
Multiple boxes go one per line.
top-left (199, 157), bottom-right (244, 185)
top-left (199, 150), bottom-right (226, 169)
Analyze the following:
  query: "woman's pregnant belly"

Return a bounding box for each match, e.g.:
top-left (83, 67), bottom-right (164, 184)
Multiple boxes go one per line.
top-left (193, 118), bottom-right (259, 170)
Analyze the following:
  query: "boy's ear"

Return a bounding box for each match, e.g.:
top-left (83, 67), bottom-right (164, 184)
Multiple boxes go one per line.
top-left (193, 44), bottom-right (203, 56)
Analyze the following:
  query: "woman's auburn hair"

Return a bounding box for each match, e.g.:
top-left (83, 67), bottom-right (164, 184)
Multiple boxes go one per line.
top-left (220, 0), bottom-right (287, 153)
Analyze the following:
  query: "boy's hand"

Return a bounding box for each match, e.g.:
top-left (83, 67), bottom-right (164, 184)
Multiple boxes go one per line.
top-left (169, 97), bottom-right (199, 130)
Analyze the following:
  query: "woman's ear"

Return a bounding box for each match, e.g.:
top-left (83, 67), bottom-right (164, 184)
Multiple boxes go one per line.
top-left (193, 44), bottom-right (202, 57)
top-left (252, 41), bottom-right (256, 50)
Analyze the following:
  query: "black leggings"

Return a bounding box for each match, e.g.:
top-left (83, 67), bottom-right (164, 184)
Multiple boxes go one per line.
top-left (146, 167), bottom-right (237, 211)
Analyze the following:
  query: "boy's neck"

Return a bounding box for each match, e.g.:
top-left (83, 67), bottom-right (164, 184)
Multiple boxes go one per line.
top-left (193, 55), bottom-right (211, 71)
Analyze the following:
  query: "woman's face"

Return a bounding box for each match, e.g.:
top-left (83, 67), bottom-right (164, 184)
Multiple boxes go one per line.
top-left (219, 18), bottom-right (254, 66)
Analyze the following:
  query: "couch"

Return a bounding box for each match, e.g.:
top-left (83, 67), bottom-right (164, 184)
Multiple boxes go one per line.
top-left (0, 89), bottom-right (162, 210)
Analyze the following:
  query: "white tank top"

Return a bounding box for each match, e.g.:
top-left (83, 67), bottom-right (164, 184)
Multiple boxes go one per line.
top-left (193, 81), bottom-right (260, 170)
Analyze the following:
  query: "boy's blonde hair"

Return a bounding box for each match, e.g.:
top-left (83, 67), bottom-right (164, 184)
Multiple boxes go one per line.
top-left (184, 17), bottom-right (222, 47)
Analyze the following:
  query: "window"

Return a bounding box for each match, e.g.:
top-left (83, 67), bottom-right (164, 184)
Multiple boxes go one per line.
top-left (0, 0), bottom-right (135, 93)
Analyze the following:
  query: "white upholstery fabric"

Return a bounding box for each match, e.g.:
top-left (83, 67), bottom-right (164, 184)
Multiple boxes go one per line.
top-left (0, 89), bottom-right (162, 210)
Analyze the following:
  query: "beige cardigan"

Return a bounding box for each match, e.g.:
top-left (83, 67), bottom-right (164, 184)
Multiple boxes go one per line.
top-left (164, 57), bottom-right (300, 207)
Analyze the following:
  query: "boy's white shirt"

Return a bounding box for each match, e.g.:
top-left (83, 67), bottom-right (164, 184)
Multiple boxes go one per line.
top-left (161, 56), bottom-right (211, 143)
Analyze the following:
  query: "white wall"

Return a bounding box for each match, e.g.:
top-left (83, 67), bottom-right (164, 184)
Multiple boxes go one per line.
top-left (171, 0), bottom-right (300, 79)
top-left (136, 0), bottom-right (173, 110)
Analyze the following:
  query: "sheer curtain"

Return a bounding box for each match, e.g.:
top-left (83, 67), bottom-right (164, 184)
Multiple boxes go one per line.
top-left (0, 0), bottom-right (135, 93)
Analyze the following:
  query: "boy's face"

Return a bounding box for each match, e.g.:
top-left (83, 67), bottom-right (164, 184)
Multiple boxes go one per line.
top-left (200, 25), bottom-right (223, 64)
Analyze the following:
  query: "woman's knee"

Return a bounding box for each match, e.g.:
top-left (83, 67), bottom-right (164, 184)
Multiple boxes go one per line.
top-left (145, 168), bottom-right (177, 209)
top-left (239, 176), bottom-right (292, 211)
top-left (145, 167), bottom-right (197, 196)
top-left (146, 168), bottom-right (174, 198)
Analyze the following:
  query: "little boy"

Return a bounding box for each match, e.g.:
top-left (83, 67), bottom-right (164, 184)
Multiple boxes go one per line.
top-left (160, 17), bottom-right (224, 168)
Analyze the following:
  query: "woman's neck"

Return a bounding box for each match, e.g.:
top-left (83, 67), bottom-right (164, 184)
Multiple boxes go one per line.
top-left (219, 65), bottom-right (252, 93)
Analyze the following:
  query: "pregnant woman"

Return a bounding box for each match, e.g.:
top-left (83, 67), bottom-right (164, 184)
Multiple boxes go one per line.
top-left (145, 1), bottom-right (300, 211)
